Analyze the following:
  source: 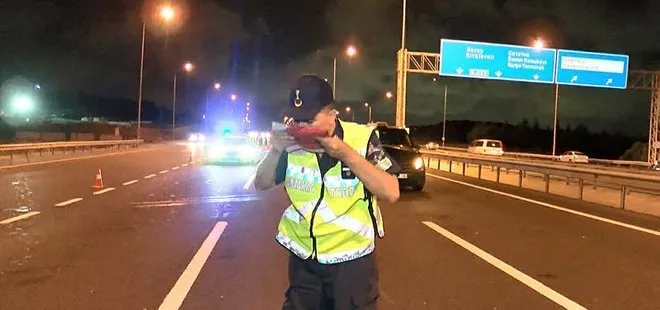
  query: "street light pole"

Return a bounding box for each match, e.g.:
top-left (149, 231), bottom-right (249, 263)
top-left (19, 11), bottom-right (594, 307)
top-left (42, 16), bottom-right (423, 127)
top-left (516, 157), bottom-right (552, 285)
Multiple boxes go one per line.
top-left (332, 57), bottom-right (337, 100)
top-left (552, 83), bottom-right (559, 156)
top-left (442, 85), bottom-right (448, 146)
top-left (172, 74), bottom-right (177, 140)
top-left (137, 21), bottom-right (146, 140)
top-left (365, 103), bottom-right (372, 123)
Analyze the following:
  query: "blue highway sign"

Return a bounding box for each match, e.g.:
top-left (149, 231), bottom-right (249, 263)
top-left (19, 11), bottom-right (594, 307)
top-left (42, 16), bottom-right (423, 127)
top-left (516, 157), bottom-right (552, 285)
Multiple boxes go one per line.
top-left (439, 39), bottom-right (557, 84)
top-left (555, 49), bottom-right (629, 89)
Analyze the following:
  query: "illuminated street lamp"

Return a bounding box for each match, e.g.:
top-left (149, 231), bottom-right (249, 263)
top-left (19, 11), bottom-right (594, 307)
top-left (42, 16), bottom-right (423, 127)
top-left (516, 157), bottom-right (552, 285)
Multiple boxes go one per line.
top-left (345, 106), bottom-right (354, 121)
top-left (183, 61), bottom-right (194, 72)
top-left (333, 45), bottom-right (358, 100)
top-left (364, 102), bottom-right (372, 123)
top-left (11, 95), bottom-right (35, 114)
top-left (533, 38), bottom-right (545, 49)
top-left (231, 94), bottom-right (237, 101)
top-left (214, 82), bottom-right (221, 90)
top-left (160, 5), bottom-right (175, 21)
top-left (137, 3), bottom-right (178, 139)
top-left (385, 91), bottom-right (393, 99)
top-left (346, 45), bottom-right (357, 57)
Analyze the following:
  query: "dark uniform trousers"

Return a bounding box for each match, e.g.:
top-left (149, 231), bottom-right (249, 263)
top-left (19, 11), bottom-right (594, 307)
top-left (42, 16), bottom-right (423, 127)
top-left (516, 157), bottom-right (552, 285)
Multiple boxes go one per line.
top-left (282, 252), bottom-right (379, 310)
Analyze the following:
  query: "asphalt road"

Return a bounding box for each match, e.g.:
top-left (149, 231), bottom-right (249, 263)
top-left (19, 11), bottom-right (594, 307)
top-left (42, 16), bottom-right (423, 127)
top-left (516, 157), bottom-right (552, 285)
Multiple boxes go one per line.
top-left (1, 143), bottom-right (659, 309)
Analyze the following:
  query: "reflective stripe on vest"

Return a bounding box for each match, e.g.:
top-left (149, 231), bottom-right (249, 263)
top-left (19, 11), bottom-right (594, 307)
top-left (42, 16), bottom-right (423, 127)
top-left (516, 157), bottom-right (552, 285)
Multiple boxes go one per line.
top-left (276, 120), bottom-right (385, 264)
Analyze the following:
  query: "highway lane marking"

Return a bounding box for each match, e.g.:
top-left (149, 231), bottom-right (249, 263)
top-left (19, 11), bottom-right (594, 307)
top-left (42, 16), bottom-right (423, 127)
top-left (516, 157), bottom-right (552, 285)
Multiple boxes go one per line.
top-left (145, 174), bottom-right (157, 179)
top-left (55, 198), bottom-right (84, 207)
top-left (171, 166), bottom-right (180, 170)
top-left (427, 173), bottom-right (660, 237)
top-left (158, 221), bottom-right (228, 310)
top-left (243, 173), bottom-right (256, 190)
top-left (0, 147), bottom-right (163, 171)
top-left (422, 221), bottom-right (587, 310)
top-left (123, 180), bottom-right (139, 186)
top-left (0, 211), bottom-right (41, 225)
top-left (93, 187), bottom-right (116, 195)
top-left (159, 170), bottom-right (169, 174)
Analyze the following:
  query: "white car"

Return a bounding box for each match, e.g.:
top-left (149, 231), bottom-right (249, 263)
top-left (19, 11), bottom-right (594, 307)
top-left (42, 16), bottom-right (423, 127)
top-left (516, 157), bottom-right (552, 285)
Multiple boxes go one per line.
top-left (559, 151), bottom-right (589, 163)
top-left (425, 142), bottom-right (440, 150)
top-left (467, 139), bottom-right (504, 156)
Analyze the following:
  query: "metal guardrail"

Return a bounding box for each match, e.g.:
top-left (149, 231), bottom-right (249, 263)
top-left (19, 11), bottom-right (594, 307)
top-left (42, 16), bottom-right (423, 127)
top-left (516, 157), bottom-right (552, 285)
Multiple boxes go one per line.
top-left (423, 146), bottom-right (651, 169)
top-left (0, 140), bottom-right (144, 163)
top-left (421, 152), bottom-right (660, 210)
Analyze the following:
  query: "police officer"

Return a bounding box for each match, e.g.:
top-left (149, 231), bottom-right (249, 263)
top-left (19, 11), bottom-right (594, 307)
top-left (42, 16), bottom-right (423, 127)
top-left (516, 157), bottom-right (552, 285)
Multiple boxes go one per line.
top-left (254, 74), bottom-right (401, 309)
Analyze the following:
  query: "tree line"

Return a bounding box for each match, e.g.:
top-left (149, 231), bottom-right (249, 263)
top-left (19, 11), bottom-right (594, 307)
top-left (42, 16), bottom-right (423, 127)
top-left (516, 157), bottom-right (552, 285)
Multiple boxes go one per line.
top-left (410, 119), bottom-right (647, 161)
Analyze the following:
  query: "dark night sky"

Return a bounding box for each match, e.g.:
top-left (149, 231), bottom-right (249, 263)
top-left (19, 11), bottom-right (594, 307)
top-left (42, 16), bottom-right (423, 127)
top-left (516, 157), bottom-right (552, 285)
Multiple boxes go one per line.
top-left (1, 0), bottom-right (659, 135)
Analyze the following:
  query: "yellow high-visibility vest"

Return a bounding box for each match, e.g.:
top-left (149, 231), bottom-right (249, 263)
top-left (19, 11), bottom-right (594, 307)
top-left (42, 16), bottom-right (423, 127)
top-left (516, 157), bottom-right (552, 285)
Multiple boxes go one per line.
top-left (276, 120), bottom-right (385, 264)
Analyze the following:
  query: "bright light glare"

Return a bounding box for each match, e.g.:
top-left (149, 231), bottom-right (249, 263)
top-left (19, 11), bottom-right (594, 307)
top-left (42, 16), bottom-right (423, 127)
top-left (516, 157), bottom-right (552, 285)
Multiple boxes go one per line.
top-left (230, 94), bottom-right (237, 101)
top-left (414, 157), bottom-right (424, 169)
top-left (346, 45), bottom-right (357, 57)
top-left (214, 83), bottom-right (221, 90)
top-left (345, 107), bottom-right (351, 112)
top-left (533, 39), bottom-right (545, 49)
top-left (160, 5), bottom-right (175, 21)
top-left (364, 102), bottom-right (369, 107)
top-left (12, 95), bottom-right (34, 113)
top-left (183, 62), bottom-right (194, 72)
top-left (385, 91), bottom-right (393, 99)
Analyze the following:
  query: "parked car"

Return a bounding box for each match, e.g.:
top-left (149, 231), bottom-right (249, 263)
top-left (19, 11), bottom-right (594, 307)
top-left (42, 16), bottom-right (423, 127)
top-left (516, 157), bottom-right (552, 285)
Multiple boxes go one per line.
top-left (558, 151), bottom-right (589, 163)
top-left (467, 139), bottom-right (504, 156)
top-left (375, 125), bottom-right (425, 191)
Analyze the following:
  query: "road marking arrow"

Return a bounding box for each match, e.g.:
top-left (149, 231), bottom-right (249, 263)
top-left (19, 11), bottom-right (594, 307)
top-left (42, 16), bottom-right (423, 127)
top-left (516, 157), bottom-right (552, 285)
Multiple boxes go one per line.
top-left (570, 75), bottom-right (578, 83)
top-left (606, 78), bottom-right (613, 85)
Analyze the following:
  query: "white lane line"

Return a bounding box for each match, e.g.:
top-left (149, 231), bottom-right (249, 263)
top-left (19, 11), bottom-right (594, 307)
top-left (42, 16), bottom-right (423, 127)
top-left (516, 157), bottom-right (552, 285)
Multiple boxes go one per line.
top-left (159, 170), bottom-right (169, 174)
top-left (0, 211), bottom-right (41, 225)
top-left (55, 198), bottom-right (84, 207)
top-left (145, 174), bottom-right (157, 179)
top-left (243, 173), bottom-right (256, 190)
top-left (181, 163), bottom-right (189, 167)
top-left (123, 180), bottom-right (139, 186)
top-left (427, 173), bottom-right (660, 237)
top-left (171, 166), bottom-right (179, 170)
top-left (158, 221), bottom-right (228, 310)
top-left (93, 187), bottom-right (116, 195)
top-left (422, 221), bottom-right (587, 310)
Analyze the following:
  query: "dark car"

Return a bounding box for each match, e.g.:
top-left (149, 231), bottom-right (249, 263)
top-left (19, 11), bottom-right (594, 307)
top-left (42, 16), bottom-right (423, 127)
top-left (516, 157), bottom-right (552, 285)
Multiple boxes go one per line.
top-left (375, 125), bottom-right (425, 191)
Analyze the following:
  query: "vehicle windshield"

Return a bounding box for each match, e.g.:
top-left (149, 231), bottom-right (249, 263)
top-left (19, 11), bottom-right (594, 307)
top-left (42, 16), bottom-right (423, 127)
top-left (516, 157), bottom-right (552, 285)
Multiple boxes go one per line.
top-left (486, 141), bottom-right (502, 148)
top-left (378, 128), bottom-right (413, 147)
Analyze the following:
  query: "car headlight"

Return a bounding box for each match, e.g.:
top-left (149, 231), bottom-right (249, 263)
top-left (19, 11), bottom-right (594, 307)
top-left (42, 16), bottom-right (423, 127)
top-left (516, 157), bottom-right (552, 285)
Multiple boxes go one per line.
top-left (413, 157), bottom-right (424, 169)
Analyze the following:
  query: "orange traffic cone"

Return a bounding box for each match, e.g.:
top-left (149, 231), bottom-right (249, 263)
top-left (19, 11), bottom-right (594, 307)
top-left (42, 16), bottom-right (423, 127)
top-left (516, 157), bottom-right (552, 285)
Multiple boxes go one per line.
top-left (93, 169), bottom-right (104, 189)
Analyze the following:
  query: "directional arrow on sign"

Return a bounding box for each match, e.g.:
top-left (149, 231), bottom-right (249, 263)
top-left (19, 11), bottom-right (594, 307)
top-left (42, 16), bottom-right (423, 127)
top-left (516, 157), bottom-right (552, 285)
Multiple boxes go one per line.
top-left (456, 67), bottom-right (464, 74)
top-left (532, 74), bottom-right (539, 80)
top-left (606, 78), bottom-right (613, 86)
top-left (570, 76), bottom-right (578, 83)
top-left (495, 71), bottom-right (502, 77)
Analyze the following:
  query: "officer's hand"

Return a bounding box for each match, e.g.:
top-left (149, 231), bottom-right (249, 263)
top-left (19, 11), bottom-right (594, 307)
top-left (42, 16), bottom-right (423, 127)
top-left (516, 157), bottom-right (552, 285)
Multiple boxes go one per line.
top-left (316, 135), bottom-right (352, 160)
top-left (271, 130), bottom-right (296, 152)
